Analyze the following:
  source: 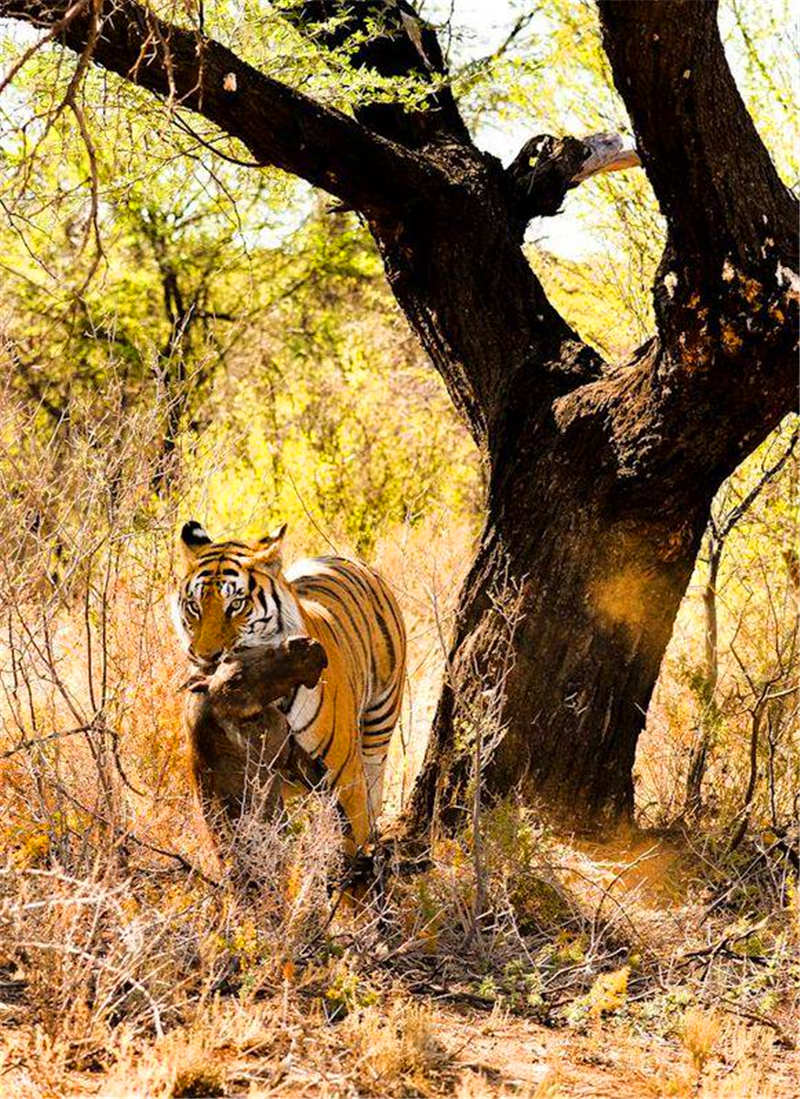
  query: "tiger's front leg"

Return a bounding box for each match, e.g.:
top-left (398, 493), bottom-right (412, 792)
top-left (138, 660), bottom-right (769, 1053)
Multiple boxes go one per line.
top-left (332, 755), bottom-right (372, 855)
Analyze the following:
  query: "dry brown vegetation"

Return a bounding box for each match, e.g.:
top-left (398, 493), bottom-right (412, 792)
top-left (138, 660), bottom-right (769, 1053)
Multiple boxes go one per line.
top-left (0, 367), bottom-right (797, 1096)
top-left (0, 0), bottom-right (797, 1092)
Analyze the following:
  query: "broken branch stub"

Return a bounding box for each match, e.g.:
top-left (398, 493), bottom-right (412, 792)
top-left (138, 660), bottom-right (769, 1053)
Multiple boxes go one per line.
top-left (506, 130), bottom-right (641, 230)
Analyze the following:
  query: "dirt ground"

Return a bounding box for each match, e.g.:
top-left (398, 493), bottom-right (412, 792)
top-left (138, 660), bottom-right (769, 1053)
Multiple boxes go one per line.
top-left (3, 991), bottom-right (796, 1098)
top-left (2, 824), bottom-right (796, 1099)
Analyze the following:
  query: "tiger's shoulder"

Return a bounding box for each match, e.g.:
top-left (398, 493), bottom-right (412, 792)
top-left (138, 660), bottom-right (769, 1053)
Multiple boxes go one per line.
top-left (284, 555), bottom-right (404, 639)
top-left (285, 554), bottom-right (376, 589)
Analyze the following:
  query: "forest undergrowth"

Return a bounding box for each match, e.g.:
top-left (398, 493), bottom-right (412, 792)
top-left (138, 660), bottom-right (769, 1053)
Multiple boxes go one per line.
top-left (0, 0), bottom-right (797, 1090)
top-left (0, 384), bottom-right (796, 1096)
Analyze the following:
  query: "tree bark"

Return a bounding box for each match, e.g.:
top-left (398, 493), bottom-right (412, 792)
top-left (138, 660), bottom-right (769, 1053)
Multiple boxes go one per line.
top-left (405, 338), bottom-right (719, 830)
top-left (1, 0), bottom-right (796, 831)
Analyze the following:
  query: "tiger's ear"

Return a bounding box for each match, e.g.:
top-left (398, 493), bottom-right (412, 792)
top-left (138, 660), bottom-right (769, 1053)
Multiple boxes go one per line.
top-left (250, 522), bottom-right (287, 573)
top-left (180, 520), bottom-right (212, 564)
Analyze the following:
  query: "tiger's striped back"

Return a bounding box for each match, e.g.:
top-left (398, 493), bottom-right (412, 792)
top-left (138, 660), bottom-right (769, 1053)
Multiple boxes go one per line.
top-left (285, 555), bottom-right (406, 840)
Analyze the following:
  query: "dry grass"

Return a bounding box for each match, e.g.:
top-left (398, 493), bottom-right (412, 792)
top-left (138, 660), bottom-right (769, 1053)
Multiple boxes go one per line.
top-left (343, 1001), bottom-right (449, 1097)
top-left (1, 812), bottom-right (797, 1098)
top-left (0, 384), bottom-right (796, 1097)
top-left (680, 1008), bottom-right (722, 1073)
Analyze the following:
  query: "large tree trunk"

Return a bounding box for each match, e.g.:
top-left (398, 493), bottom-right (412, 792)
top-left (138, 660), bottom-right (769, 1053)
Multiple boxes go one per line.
top-left (409, 450), bottom-right (709, 830)
top-left (2, 0), bottom-right (796, 832)
top-left (368, 2), bottom-right (797, 833)
top-left (366, 112), bottom-right (794, 829)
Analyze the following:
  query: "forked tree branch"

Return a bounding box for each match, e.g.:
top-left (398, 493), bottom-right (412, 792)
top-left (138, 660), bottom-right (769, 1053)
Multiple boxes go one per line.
top-left (0, 0), bottom-right (443, 213)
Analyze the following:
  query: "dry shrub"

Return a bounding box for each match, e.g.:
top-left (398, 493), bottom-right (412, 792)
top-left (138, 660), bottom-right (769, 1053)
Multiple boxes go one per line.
top-left (0, 361), bottom-right (479, 1094)
top-left (699, 1022), bottom-right (780, 1099)
top-left (656, 1016), bottom-right (780, 1099)
top-left (639, 425), bottom-right (798, 838)
top-left (0, 787), bottom-right (349, 1085)
top-left (680, 1007), bottom-right (721, 1071)
top-left (96, 994), bottom-right (304, 1099)
top-left (216, 789), bottom-right (345, 965)
top-left (345, 1000), bottom-right (449, 1097)
top-left (0, 1027), bottom-right (72, 1099)
top-left (101, 1025), bottom-right (226, 1099)
top-left (0, 863), bottom-right (209, 1050)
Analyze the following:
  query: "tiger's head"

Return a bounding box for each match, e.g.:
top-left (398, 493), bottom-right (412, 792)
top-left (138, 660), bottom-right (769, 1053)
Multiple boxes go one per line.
top-left (173, 520), bottom-right (297, 670)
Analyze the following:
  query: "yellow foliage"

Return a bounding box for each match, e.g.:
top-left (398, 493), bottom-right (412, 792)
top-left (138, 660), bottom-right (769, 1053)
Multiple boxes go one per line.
top-left (285, 861), bottom-right (302, 903)
top-left (585, 966), bottom-right (630, 1018)
top-left (10, 824), bottom-right (50, 869)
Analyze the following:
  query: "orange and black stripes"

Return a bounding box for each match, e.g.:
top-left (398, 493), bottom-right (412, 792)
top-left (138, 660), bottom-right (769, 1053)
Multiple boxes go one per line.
top-left (175, 525), bottom-right (406, 848)
top-left (286, 556), bottom-right (406, 843)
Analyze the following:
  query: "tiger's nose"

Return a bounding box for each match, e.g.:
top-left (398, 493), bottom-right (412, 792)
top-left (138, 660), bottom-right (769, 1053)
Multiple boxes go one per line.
top-left (189, 646), bottom-right (223, 667)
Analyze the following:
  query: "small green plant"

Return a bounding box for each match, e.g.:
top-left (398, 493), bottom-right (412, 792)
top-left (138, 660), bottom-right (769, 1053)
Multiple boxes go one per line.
top-left (564, 966), bottom-right (630, 1030)
top-left (324, 964), bottom-right (378, 1022)
top-left (477, 959), bottom-right (547, 1018)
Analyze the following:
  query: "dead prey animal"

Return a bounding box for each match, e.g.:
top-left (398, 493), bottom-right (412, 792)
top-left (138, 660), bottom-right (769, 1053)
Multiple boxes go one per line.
top-left (184, 636), bottom-right (328, 831)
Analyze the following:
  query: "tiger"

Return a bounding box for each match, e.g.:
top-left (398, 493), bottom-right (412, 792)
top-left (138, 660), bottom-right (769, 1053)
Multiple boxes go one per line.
top-left (173, 520), bottom-right (406, 848)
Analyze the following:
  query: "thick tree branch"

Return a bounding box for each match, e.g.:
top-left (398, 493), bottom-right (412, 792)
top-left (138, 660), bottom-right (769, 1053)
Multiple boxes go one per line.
top-left (0, 0), bottom-right (442, 214)
top-left (564, 0), bottom-right (800, 503)
top-left (598, 0), bottom-right (797, 269)
top-left (506, 130), bottom-right (640, 235)
top-left (285, 0), bottom-right (470, 149)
